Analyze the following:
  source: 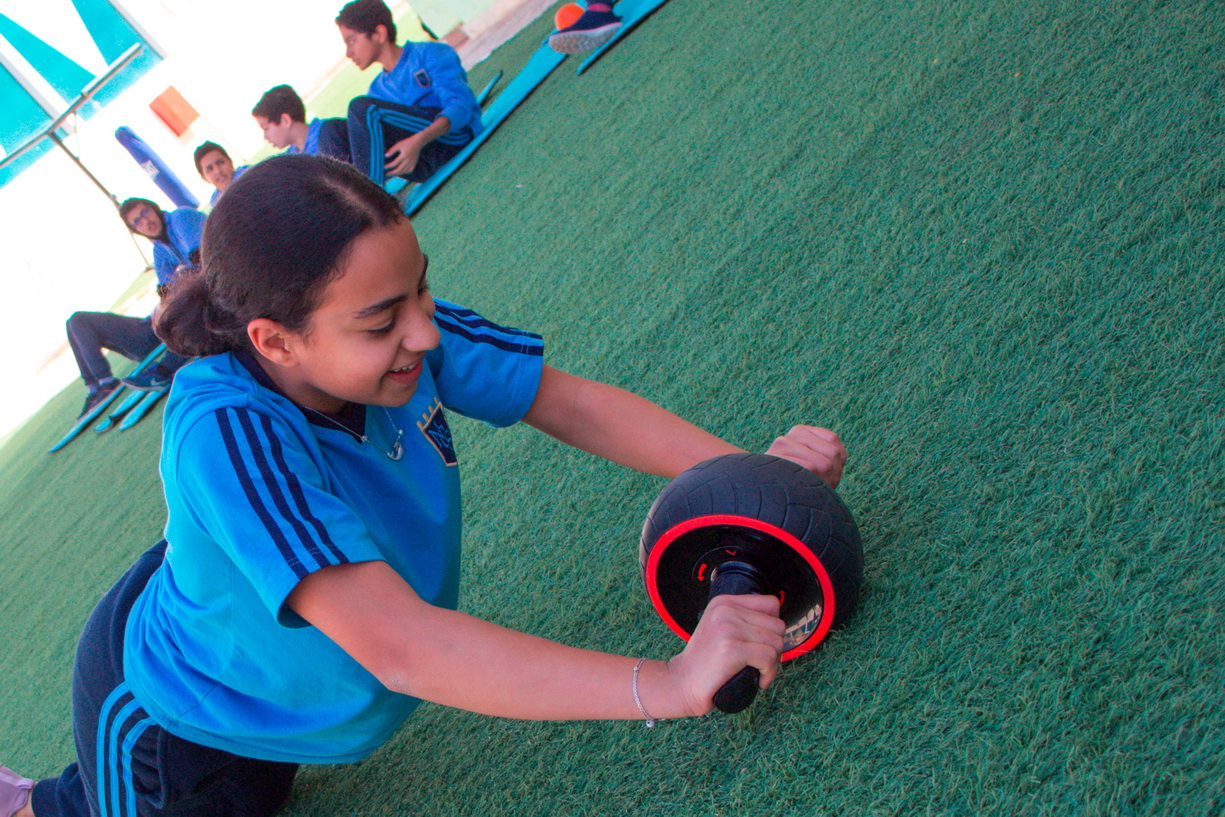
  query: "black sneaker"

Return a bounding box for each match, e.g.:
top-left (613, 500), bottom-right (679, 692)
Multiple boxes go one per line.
top-left (121, 366), bottom-right (173, 392)
top-left (79, 379), bottom-right (120, 418)
top-left (548, 9), bottom-right (623, 54)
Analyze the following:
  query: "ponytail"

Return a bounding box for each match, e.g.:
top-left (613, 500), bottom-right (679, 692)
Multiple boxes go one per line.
top-left (154, 268), bottom-right (247, 357)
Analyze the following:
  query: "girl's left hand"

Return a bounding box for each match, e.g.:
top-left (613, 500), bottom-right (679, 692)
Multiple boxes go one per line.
top-left (765, 425), bottom-right (847, 488)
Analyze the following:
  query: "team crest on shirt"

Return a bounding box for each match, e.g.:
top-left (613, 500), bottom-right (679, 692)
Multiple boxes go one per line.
top-left (417, 398), bottom-right (456, 465)
top-left (414, 68), bottom-right (432, 88)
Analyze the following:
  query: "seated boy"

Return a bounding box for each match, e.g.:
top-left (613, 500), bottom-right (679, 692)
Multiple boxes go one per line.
top-left (193, 141), bottom-right (246, 207)
top-left (67, 199), bottom-right (203, 415)
top-left (335, 0), bottom-right (482, 185)
top-left (252, 84), bottom-right (351, 160)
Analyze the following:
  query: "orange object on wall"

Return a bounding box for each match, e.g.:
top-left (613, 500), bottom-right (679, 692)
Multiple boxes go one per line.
top-left (149, 86), bottom-right (199, 136)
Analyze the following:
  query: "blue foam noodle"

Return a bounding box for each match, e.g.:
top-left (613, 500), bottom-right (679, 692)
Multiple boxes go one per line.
top-left (49, 343), bottom-right (167, 452)
top-left (118, 387), bottom-right (169, 431)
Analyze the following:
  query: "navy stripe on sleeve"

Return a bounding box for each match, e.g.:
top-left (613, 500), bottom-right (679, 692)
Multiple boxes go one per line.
top-left (257, 412), bottom-right (348, 566)
top-left (434, 306), bottom-right (543, 356)
top-left (435, 302), bottom-right (539, 338)
top-left (216, 409), bottom-right (306, 577)
top-left (231, 409), bottom-right (344, 573)
top-left (215, 408), bottom-right (346, 578)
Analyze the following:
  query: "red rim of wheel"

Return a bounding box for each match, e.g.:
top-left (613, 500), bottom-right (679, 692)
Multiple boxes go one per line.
top-left (644, 513), bottom-right (836, 661)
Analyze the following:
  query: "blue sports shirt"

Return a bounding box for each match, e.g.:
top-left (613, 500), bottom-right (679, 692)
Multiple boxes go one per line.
top-left (124, 300), bottom-right (543, 763)
top-left (152, 208), bottom-right (207, 286)
top-left (368, 41), bottom-right (484, 137)
top-left (286, 119), bottom-right (322, 156)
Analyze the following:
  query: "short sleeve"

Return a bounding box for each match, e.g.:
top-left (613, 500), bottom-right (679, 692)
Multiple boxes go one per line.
top-left (426, 300), bottom-right (544, 427)
top-left (172, 405), bottom-right (385, 626)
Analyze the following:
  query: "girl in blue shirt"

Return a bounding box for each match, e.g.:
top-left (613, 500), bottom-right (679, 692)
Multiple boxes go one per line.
top-left (4, 155), bottom-right (846, 817)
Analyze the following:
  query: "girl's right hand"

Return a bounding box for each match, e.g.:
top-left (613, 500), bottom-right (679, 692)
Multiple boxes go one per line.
top-left (664, 593), bottom-right (786, 717)
top-left (766, 425), bottom-right (847, 488)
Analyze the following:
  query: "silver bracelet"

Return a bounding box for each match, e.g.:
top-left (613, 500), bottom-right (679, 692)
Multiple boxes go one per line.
top-left (633, 657), bottom-right (658, 727)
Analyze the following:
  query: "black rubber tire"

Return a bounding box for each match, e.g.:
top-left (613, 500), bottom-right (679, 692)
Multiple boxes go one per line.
top-left (640, 452), bottom-right (863, 658)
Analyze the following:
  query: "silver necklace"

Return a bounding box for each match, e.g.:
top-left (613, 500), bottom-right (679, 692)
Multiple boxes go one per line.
top-left (304, 405), bottom-right (405, 461)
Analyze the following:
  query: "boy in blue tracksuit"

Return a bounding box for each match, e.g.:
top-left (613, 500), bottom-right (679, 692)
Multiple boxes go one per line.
top-left (252, 85), bottom-right (351, 160)
top-left (335, 0), bottom-right (482, 185)
top-left (121, 198), bottom-right (204, 290)
top-left (66, 199), bottom-right (204, 415)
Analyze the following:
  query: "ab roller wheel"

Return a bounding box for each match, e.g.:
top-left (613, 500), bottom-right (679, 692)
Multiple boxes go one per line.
top-left (640, 453), bottom-right (864, 713)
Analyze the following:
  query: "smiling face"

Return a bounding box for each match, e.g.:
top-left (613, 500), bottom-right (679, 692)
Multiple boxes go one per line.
top-left (198, 149), bottom-right (236, 190)
top-left (124, 202), bottom-right (164, 238)
top-left (255, 114), bottom-right (296, 149)
top-left (259, 219), bottom-right (440, 414)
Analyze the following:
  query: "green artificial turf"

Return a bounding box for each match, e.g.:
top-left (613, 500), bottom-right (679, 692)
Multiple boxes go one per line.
top-left (3, 0), bottom-right (1224, 814)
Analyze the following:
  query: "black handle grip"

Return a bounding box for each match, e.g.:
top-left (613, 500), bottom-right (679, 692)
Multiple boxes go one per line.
top-left (712, 665), bottom-right (760, 713)
top-left (708, 561), bottom-right (767, 714)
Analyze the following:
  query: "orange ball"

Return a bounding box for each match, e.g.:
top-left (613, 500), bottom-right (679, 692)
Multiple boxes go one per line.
top-left (554, 2), bottom-right (584, 29)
